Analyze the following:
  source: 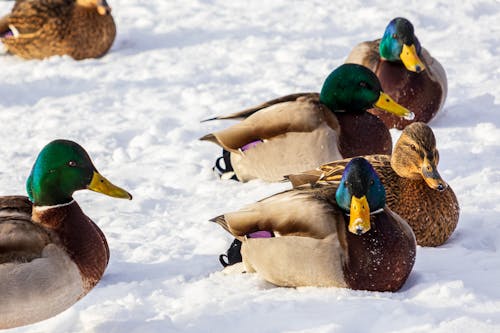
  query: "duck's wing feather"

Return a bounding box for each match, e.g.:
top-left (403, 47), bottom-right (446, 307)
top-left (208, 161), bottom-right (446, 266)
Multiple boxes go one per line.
top-left (0, 14), bottom-right (9, 35)
top-left (211, 185), bottom-right (341, 239)
top-left (7, 0), bottom-right (71, 36)
top-left (345, 39), bottom-right (381, 72)
top-left (421, 47), bottom-right (447, 105)
top-left (202, 93), bottom-right (319, 121)
top-left (200, 93), bottom-right (339, 151)
top-left (287, 155), bottom-right (392, 187)
top-left (0, 196), bottom-right (32, 215)
top-left (0, 196), bottom-right (51, 265)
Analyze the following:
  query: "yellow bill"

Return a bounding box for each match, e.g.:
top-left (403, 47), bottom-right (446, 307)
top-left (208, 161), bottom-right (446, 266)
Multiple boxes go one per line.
top-left (375, 92), bottom-right (414, 119)
top-left (400, 44), bottom-right (426, 73)
top-left (88, 171), bottom-right (132, 200)
top-left (349, 196), bottom-right (371, 235)
top-left (421, 157), bottom-right (448, 192)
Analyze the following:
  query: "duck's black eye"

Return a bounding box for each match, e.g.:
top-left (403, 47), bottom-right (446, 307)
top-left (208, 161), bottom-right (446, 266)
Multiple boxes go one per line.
top-left (344, 181), bottom-right (349, 187)
top-left (410, 144), bottom-right (417, 151)
top-left (68, 161), bottom-right (77, 167)
top-left (392, 33), bottom-right (398, 39)
top-left (369, 179), bottom-right (375, 186)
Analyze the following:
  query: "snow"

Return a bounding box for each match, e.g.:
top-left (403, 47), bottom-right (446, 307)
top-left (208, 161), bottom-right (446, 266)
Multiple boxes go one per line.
top-left (1, 0), bottom-right (500, 332)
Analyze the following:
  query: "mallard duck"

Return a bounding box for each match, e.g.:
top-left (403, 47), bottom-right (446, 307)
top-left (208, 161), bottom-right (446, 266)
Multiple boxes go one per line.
top-left (0, 0), bottom-right (116, 60)
top-left (200, 63), bottom-right (413, 182)
top-left (345, 17), bottom-right (447, 129)
top-left (288, 122), bottom-right (459, 247)
top-left (0, 139), bottom-right (132, 329)
top-left (211, 157), bottom-right (416, 290)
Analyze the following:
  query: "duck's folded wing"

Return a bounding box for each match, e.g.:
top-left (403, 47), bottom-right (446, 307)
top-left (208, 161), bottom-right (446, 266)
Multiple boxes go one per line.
top-left (421, 47), bottom-right (448, 103)
top-left (211, 186), bottom-right (341, 239)
top-left (345, 39), bottom-right (381, 72)
top-left (287, 154), bottom-right (391, 188)
top-left (202, 93), bottom-right (318, 121)
top-left (200, 93), bottom-right (339, 151)
top-left (0, 196), bottom-right (51, 265)
top-left (7, 0), bottom-right (70, 36)
top-left (0, 14), bottom-right (9, 35)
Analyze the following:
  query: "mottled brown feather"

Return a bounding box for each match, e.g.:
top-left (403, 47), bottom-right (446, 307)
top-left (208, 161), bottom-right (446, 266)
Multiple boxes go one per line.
top-left (288, 123), bottom-right (459, 246)
top-left (1, 0), bottom-right (116, 60)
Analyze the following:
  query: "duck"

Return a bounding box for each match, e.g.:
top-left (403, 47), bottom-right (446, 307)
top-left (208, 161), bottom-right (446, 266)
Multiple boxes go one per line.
top-left (0, 0), bottom-right (116, 60)
top-left (345, 17), bottom-right (447, 130)
top-left (200, 63), bottom-right (413, 182)
top-left (0, 139), bottom-right (132, 329)
top-left (288, 122), bottom-right (459, 247)
top-left (211, 157), bottom-right (416, 291)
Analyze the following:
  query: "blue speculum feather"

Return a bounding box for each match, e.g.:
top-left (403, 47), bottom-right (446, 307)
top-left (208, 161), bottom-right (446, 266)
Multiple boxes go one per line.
top-left (335, 158), bottom-right (386, 213)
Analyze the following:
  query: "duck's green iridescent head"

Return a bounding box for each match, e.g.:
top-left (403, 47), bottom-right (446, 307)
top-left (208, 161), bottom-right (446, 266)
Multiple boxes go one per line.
top-left (319, 64), bottom-right (411, 118)
top-left (26, 140), bottom-right (132, 206)
top-left (335, 157), bottom-right (386, 235)
top-left (379, 17), bottom-right (425, 73)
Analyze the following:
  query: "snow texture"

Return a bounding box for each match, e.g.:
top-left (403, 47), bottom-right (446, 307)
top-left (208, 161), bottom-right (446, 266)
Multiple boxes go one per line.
top-left (1, 0), bottom-right (500, 332)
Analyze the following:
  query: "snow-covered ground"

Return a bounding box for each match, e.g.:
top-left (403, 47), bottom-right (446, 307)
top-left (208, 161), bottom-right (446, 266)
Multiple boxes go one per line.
top-left (1, 0), bottom-right (500, 332)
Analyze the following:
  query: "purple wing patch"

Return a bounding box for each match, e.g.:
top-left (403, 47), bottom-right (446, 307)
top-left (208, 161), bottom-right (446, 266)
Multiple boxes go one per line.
top-left (241, 140), bottom-right (263, 151)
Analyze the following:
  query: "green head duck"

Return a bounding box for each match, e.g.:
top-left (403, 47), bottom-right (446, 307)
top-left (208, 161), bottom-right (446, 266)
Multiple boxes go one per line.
top-left (335, 157), bottom-right (386, 235)
top-left (26, 139), bottom-right (132, 206)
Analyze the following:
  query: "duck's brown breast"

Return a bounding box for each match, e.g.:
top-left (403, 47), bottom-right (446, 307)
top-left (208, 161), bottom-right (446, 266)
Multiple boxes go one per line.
top-left (339, 209), bottom-right (416, 292)
top-left (33, 201), bottom-right (109, 292)
top-left (390, 178), bottom-right (459, 247)
top-left (369, 60), bottom-right (443, 130)
top-left (66, 6), bottom-right (116, 60)
top-left (335, 111), bottom-right (393, 158)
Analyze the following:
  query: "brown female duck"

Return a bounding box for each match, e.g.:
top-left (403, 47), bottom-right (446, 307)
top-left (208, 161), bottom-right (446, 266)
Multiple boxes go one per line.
top-left (0, 139), bottom-right (131, 329)
top-left (288, 122), bottom-right (459, 247)
top-left (212, 157), bottom-right (416, 290)
top-left (0, 0), bottom-right (115, 60)
top-left (201, 64), bottom-right (412, 182)
top-left (346, 17), bottom-right (447, 129)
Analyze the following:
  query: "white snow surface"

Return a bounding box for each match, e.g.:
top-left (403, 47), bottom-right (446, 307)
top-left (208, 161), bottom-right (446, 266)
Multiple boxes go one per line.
top-left (1, 0), bottom-right (500, 332)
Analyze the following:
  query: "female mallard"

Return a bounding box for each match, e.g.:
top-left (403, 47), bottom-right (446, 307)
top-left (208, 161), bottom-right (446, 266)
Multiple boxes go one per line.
top-left (212, 157), bottom-right (416, 291)
top-left (346, 17), bottom-right (447, 129)
top-left (200, 63), bottom-right (412, 182)
top-left (0, 0), bottom-right (115, 60)
top-left (288, 122), bottom-right (459, 247)
top-left (0, 139), bottom-right (132, 329)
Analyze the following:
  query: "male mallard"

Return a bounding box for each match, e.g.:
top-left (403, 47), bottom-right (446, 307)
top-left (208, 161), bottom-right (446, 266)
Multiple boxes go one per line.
top-left (212, 158), bottom-right (416, 291)
top-left (0, 140), bottom-right (132, 329)
top-left (346, 17), bottom-right (447, 129)
top-left (288, 122), bottom-right (459, 247)
top-left (200, 64), bottom-right (412, 182)
top-left (0, 0), bottom-right (115, 60)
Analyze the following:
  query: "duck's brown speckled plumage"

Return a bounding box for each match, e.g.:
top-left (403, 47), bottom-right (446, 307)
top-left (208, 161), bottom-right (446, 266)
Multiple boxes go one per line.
top-left (0, 0), bottom-right (115, 60)
top-left (346, 39), bottom-right (447, 130)
top-left (211, 184), bottom-right (416, 291)
top-left (288, 122), bottom-right (459, 247)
